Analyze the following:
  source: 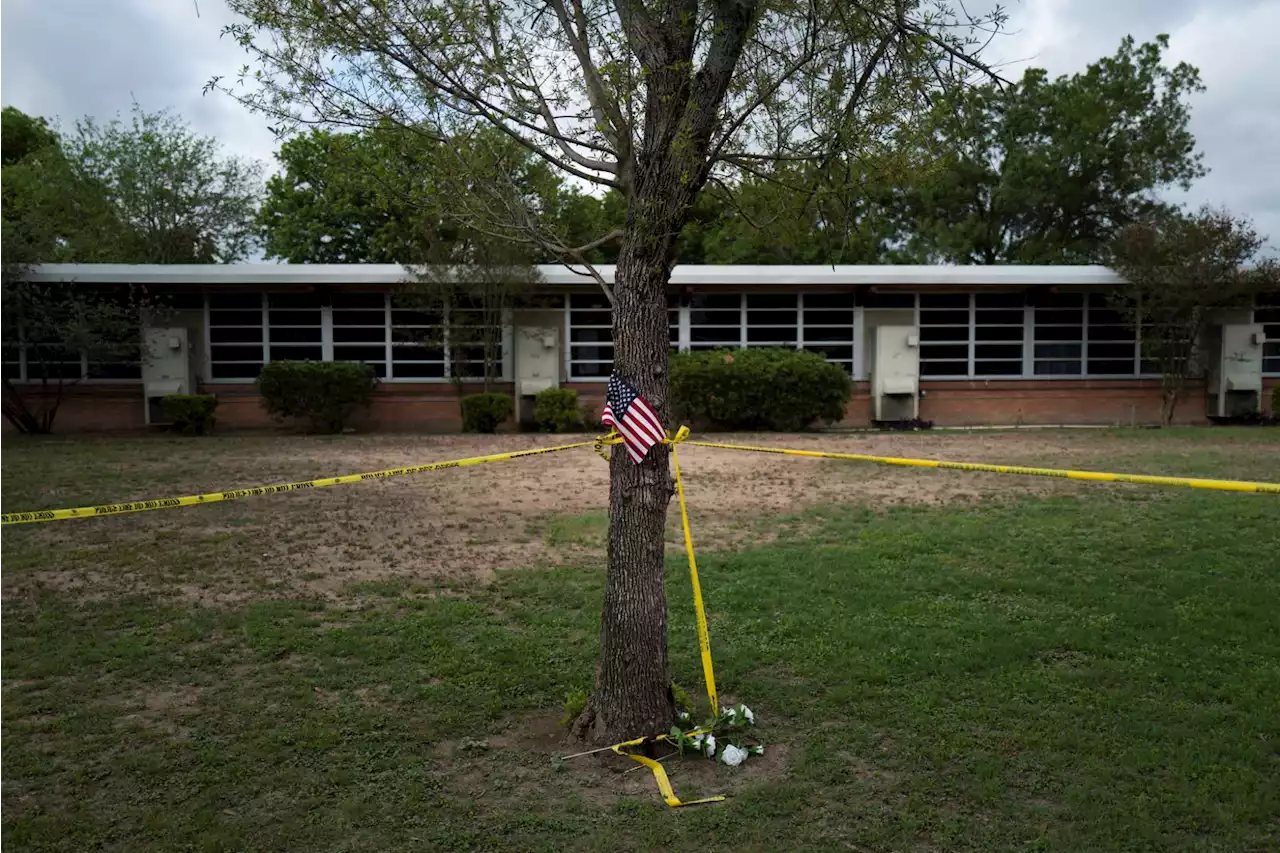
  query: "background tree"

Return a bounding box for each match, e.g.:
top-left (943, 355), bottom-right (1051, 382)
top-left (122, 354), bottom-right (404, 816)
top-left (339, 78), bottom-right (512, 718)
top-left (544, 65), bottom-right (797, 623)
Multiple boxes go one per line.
top-left (70, 105), bottom-right (263, 263)
top-left (1108, 207), bottom-right (1278, 426)
top-left (895, 36), bottom-right (1204, 264)
top-left (220, 0), bottom-right (1005, 743)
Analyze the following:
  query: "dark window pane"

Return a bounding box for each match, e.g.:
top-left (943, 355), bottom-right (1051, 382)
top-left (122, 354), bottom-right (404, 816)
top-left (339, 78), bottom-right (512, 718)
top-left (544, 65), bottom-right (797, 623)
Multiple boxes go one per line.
top-left (3, 362), bottom-right (21, 380)
top-left (690, 310), bottom-right (740, 327)
top-left (332, 292), bottom-right (386, 309)
top-left (392, 361), bottom-right (445, 379)
top-left (1089, 342), bottom-right (1135, 360)
top-left (804, 309), bottom-right (855, 326)
top-left (690, 293), bottom-right (741, 310)
top-left (209, 293), bottom-right (261, 310)
top-left (1089, 325), bottom-right (1134, 342)
top-left (1035, 292), bottom-right (1084, 309)
top-left (921, 293), bottom-right (969, 309)
top-left (209, 310), bottom-right (262, 327)
top-left (209, 326), bottom-right (263, 344)
top-left (861, 291), bottom-right (915, 308)
top-left (269, 326), bottom-right (322, 343)
top-left (1035, 309), bottom-right (1083, 326)
top-left (211, 345), bottom-right (264, 362)
top-left (691, 326), bottom-right (741, 343)
top-left (746, 309), bottom-right (797, 326)
top-left (1036, 343), bottom-right (1081, 359)
top-left (976, 309), bottom-right (1023, 325)
top-left (268, 310), bottom-right (322, 327)
top-left (746, 327), bottom-right (797, 344)
top-left (975, 325), bottom-right (1023, 342)
top-left (268, 293), bottom-right (323, 309)
top-left (332, 309), bottom-right (385, 326)
top-left (571, 360), bottom-right (612, 377)
top-left (1036, 324), bottom-right (1083, 342)
top-left (921, 309), bottom-right (969, 326)
top-left (392, 327), bottom-right (441, 345)
top-left (975, 344), bottom-right (1021, 359)
top-left (803, 325), bottom-right (854, 342)
top-left (922, 360), bottom-right (968, 376)
top-left (333, 345), bottom-right (387, 362)
top-left (571, 345), bottom-right (613, 361)
top-left (162, 292), bottom-right (205, 310)
top-left (1035, 360), bottom-right (1081, 376)
top-left (269, 346), bottom-right (323, 361)
top-left (571, 310), bottom-right (612, 326)
top-left (391, 309), bottom-right (442, 326)
top-left (804, 292), bottom-right (855, 309)
top-left (334, 326), bottom-right (385, 343)
top-left (571, 327), bottom-right (613, 343)
top-left (746, 294), bottom-right (796, 310)
top-left (920, 325), bottom-right (968, 342)
top-left (1089, 308), bottom-right (1128, 327)
top-left (570, 293), bottom-right (611, 310)
top-left (975, 292), bottom-right (1024, 308)
top-left (1087, 360), bottom-right (1135, 376)
top-left (921, 344), bottom-right (968, 360)
top-left (975, 361), bottom-right (1021, 376)
top-left (392, 345), bottom-right (445, 362)
top-left (805, 344), bottom-right (854, 362)
top-left (211, 362), bottom-right (262, 380)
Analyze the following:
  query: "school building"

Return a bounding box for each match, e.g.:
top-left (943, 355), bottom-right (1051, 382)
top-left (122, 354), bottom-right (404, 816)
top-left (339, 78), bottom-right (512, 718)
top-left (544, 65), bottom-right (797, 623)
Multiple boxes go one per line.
top-left (8, 263), bottom-right (1279, 432)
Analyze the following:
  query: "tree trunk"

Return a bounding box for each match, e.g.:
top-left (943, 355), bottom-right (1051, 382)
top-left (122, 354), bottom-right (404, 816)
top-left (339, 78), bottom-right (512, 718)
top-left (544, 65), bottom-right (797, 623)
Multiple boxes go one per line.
top-left (576, 193), bottom-right (688, 744)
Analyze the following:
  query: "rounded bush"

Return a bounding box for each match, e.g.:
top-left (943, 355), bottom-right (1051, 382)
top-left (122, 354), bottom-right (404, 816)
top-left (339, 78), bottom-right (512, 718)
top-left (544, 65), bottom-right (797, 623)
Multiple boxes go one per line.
top-left (461, 393), bottom-right (513, 433)
top-left (257, 361), bottom-right (377, 433)
top-left (670, 347), bottom-right (852, 431)
top-left (533, 388), bottom-right (582, 433)
top-left (160, 394), bottom-right (218, 435)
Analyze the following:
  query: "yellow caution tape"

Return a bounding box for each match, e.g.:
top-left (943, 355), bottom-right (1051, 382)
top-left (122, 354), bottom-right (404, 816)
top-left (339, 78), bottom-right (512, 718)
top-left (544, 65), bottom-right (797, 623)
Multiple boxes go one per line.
top-left (686, 440), bottom-right (1280, 495)
top-left (0, 441), bottom-right (593, 526)
top-left (612, 735), bottom-right (725, 808)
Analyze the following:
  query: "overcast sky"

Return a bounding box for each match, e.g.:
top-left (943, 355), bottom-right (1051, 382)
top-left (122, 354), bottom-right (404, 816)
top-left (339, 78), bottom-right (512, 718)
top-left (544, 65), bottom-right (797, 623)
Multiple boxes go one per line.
top-left (3, 0), bottom-right (1278, 250)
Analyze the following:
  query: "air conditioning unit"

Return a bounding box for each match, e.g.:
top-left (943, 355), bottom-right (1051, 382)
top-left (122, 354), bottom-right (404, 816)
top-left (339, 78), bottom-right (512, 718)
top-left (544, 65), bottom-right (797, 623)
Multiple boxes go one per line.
top-left (142, 327), bottom-right (192, 425)
top-left (871, 325), bottom-right (920, 422)
top-left (1204, 323), bottom-right (1264, 419)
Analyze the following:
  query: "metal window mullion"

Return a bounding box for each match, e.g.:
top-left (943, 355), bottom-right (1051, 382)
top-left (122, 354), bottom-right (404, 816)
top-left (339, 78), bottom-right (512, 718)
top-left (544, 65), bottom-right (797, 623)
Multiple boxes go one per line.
top-left (967, 293), bottom-right (976, 377)
top-left (796, 293), bottom-right (805, 351)
top-left (261, 293), bottom-right (271, 364)
top-left (563, 293), bottom-right (572, 379)
top-left (321, 303), bottom-right (334, 362)
top-left (678, 300), bottom-right (690, 353)
top-left (1023, 304), bottom-right (1035, 378)
top-left (1134, 301), bottom-right (1143, 376)
top-left (384, 293), bottom-right (394, 379)
top-left (852, 304), bottom-right (865, 379)
top-left (1082, 294), bottom-right (1090, 374)
top-left (739, 293), bottom-right (747, 347)
top-left (442, 300), bottom-right (452, 378)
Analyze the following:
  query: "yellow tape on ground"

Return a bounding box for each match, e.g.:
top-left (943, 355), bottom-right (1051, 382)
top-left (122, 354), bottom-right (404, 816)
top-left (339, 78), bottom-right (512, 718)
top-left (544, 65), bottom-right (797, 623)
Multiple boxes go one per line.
top-left (612, 736), bottom-right (725, 808)
top-left (0, 441), bottom-right (593, 526)
top-left (686, 440), bottom-right (1280, 495)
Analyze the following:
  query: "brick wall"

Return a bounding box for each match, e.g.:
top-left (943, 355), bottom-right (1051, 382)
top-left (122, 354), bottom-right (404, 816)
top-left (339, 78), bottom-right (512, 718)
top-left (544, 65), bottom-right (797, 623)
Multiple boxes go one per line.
top-left (9, 378), bottom-right (1274, 434)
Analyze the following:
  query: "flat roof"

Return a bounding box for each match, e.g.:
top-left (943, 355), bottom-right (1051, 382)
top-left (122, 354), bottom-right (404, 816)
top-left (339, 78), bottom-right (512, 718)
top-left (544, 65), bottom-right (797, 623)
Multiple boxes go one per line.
top-left (25, 263), bottom-right (1126, 287)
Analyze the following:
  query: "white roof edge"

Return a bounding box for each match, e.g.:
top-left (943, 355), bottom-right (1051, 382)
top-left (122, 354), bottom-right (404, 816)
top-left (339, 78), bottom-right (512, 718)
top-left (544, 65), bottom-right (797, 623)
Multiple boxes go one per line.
top-left (25, 262), bottom-right (1126, 287)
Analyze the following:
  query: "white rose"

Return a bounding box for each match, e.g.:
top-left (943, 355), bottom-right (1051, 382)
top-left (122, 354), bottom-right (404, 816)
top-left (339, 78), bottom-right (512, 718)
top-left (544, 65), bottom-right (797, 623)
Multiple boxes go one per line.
top-left (704, 734), bottom-right (716, 757)
top-left (749, 745), bottom-right (764, 756)
top-left (720, 744), bottom-right (748, 767)
top-left (742, 705), bottom-right (754, 724)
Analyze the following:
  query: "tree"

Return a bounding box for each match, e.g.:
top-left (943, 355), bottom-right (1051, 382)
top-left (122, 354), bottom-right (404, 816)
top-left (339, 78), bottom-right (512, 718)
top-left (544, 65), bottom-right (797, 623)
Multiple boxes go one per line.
top-left (1108, 208), bottom-right (1279, 426)
top-left (896, 36), bottom-right (1205, 264)
top-left (70, 105), bottom-right (263, 263)
top-left (219, 0), bottom-right (1004, 743)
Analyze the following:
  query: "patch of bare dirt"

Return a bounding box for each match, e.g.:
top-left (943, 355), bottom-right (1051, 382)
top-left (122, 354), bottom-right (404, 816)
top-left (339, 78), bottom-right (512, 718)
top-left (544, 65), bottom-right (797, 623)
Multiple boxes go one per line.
top-left (5, 429), bottom-right (1271, 607)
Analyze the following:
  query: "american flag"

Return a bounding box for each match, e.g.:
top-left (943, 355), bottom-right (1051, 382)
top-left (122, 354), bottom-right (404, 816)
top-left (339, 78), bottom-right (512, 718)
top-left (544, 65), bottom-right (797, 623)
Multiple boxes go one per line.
top-left (601, 373), bottom-right (666, 464)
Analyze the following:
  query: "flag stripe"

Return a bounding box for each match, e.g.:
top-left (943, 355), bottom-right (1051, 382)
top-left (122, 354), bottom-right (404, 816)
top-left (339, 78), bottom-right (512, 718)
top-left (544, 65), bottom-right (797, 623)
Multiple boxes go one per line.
top-left (604, 373), bottom-right (664, 464)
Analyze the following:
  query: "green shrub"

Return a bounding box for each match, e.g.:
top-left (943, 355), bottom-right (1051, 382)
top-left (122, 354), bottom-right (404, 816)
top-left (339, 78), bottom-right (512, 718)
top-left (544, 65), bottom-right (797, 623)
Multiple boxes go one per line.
top-left (461, 393), bottom-right (512, 433)
top-left (533, 388), bottom-right (582, 432)
top-left (160, 394), bottom-right (218, 435)
top-left (670, 347), bottom-right (852, 431)
top-left (257, 361), bottom-right (377, 433)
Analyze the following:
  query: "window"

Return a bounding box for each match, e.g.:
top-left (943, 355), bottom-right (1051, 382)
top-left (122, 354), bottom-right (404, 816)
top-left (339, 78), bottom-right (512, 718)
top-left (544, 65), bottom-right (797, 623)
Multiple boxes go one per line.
top-left (1032, 292), bottom-right (1142, 377)
top-left (208, 292), bottom-right (265, 380)
top-left (688, 293), bottom-right (742, 349)
top-left (1258, 292), bottom-right (1280, 375)
top-left (1084, 293), bottom-right (1137, 376)
top-left (332, 292), bottom-right (388, 378)
top-left (567, 293), bottom-right (679, 378)
top-left (802, 292), bottom-right (855, 371)
top-left (745, 293), bottom-right (798, 346)
top-left (267, 293), bottom-right (323, 362)
top-left (919, 293), bottom-right (971, 377)
top-left (974, 293), bottom-right (1025, 376)
top-left (390, 301), bottom-right (445, 379)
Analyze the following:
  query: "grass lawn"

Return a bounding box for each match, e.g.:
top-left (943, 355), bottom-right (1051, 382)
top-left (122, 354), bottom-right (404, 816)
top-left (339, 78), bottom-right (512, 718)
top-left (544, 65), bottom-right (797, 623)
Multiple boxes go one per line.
top-left (3, 429), bottom-right (1279, 851)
